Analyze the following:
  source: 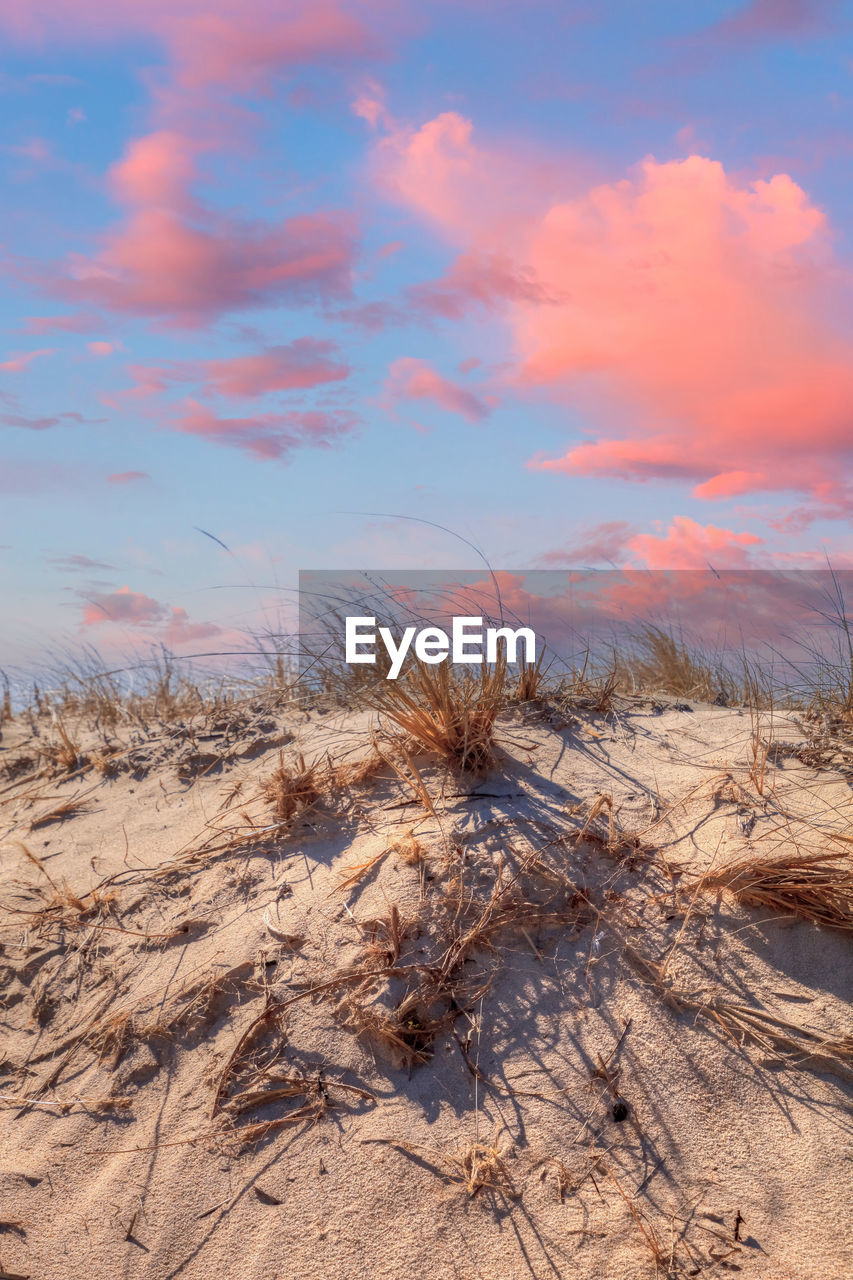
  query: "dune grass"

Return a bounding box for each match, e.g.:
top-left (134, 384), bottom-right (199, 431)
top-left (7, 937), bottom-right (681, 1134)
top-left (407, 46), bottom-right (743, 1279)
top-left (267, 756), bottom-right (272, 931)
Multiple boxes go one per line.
top-left (369, 652), bottom-right (508, 772)
top-left (697, 848), bottom-right (853, 931)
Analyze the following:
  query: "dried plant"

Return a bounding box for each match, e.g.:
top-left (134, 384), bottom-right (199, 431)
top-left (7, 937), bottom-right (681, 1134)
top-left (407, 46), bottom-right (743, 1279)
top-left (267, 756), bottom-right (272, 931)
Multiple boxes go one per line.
top-left (370, 653), bottom-right (507, 772)
top-left (625, 944), bottom-right (853, 1080)
top-left (262, 751), bottom-right (323, 823)
top-left (45, 715), bottom-right (85, 774)
top-left (629, 626), bottom-right (739, 704)
top-left (391, 829), bottom-right (424, 865)
top-left (697, 848), bottom-right (853, 931)
top-left (339, 984), bottom-right (445, 1071)
top-left (512, 651), bottom-right (549, 703)
top-left (451, 1137), bottom-right (517, 1197)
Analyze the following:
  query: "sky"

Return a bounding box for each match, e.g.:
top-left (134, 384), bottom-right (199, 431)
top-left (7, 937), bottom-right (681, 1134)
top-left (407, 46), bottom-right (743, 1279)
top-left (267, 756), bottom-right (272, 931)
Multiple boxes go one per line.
top-left (1, 0), bottom-right (853, 670)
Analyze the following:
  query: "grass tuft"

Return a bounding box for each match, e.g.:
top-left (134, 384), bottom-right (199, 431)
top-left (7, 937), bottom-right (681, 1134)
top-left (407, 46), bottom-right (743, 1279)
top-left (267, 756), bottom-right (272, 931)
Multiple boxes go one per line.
top-left (261, 751), bottom-right (323, 824)
top-left (370, 653), bottom-right (507, 773)
top-left (697, 848), bottom-right (853, 931)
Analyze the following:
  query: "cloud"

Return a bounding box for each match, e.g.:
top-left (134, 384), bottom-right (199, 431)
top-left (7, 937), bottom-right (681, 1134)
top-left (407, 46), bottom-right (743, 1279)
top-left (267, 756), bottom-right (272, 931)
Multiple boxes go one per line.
top-left (351, 78), bottom-right (390, 129)
top-left (88, 341), bottom-right (118, 356)
top-left (122, 338), bottom-right (350, 399)
top-left (174, 400), bottom-right (358, 459)
top-left (1, 409), bottom-right (85, 430)
top-left (371, 110), bottom-right (550, 241)
top-left (2, 6), bottom-right (380, 329)
top-left (703, 0), bottom-right (841, 43)
top-left (159, 608), bottom-right (226, 645)
top-left (0, 2), bottom-right (390, 93)
top-left (519, 155), bottom-right (853, 505)
top-left (384, 357), bottom-right (493, 422)
top-left (80, 583), bottom-right (225, 644)
top-left (626, 517), bottom-right (763, 569)
top-left (41, 128), bottom-right (356, 328)
top-left (21, 312), bottom-right (101, 334)
top-left (0, 347), bottom-right (55, 371)
top-left (107, 470), bottom-right (151, 484)
top-left (383, 119), bottom-right (853, 508)
top-left (82, 586), bottom-right (169, 626)
top-left (58, 201), bottom-right (356, 328)
top-left (409, 251), bottom-right (557, 319)
top-left (329, 299), bottom-right (403, 331)
top-left (49, 553), bottom-right (116, 572)
top-left (7, 135), bottom-right (52, 163)
top-left (0, 460), bottom-right (82, 494)
top-left (374, 107), bottom-right (853, 508)
top-left (537, 520), bottom-right (635, 567)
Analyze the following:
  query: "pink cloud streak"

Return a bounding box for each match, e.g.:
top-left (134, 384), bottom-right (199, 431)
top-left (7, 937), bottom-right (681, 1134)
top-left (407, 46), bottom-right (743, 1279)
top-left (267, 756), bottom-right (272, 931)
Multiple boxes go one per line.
top-left (122, 338), bottom-right (349, 400)
top-left (174, 400), bottom-right (358, 459)
top-left (384, 357), bottom-right (492, 422)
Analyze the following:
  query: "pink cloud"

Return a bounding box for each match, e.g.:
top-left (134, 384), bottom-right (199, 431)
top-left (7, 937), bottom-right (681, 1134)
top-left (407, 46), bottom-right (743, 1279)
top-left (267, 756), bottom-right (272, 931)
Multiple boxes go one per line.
top-left (705, 0), bottom-right (840, 43)
top-left (378, 113), bottom-right (853, 507)
top-left (9, 136), bottom-right (52, 162)
top-left (88, 341), bottom-right (117, 356)
top-left (351, 78), bottom-right (390, 129)
top-left (329, 299), bottom-right (402, 331)
top-left (110, 129), bottom-right (198, 208)
top-left (108, 471), bottom-right (150, 484)
top-left (59, 203), bottom-right (356, 328)
top-left (122, 338), bottom-right (349, 399)
top-left (174, 400), bottom-right (358, 459)
top-left (537, 520), bottom-right (635, 567)
top-left (0, 2), bottom-right (389, 93)
top-left (80, 584), bottom-right (226, 645)
top-left (409, 250), bottom-right (557, 319)
top-left (0, 347), bottom-right (55, 372)
top-left (369, 106), bottom-right (594, 244)
top-left (49, 553), bottom-right (115, 572)
top-left (374, 111), bottom-right (526, 240)
top-left (384, 357), bottom-right (492, 422)
top-left (21, 312), bottom-right (101, 334)
top-left (82, 586), bottom-right (169, 626)
top-left (517, 156), bottom-right (853, 504)
top-left (627, 518), bottom-right (763, 570)
top-left (43, 128), bottom-right (356, 328)
top-left (160, 607), bottom-right (224, 645)
top-left (2, 408), bottom-right (85, 430)
top-left (202, 340), bottom-right (349, 396)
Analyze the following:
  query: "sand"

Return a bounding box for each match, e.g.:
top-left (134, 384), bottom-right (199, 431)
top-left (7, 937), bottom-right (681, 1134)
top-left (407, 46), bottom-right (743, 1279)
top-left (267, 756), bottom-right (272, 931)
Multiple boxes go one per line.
top-left (1, 692), bottom-right (852, 1279)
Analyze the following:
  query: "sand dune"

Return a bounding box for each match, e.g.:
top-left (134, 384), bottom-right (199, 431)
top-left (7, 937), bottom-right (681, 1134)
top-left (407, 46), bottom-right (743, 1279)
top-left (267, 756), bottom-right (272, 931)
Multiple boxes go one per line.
top-left (1, 689), bottom-right (852, 1279)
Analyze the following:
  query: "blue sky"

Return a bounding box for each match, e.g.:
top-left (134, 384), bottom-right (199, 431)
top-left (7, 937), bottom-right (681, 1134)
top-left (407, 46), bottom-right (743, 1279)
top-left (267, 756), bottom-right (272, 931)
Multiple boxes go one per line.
top-left (1, 0), bottom-right (852, 669)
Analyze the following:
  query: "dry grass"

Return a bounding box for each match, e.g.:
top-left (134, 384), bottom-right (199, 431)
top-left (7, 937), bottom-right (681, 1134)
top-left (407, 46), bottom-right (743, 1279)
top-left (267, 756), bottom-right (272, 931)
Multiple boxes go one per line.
top-left (601, 1160), bottom-right (674, 1272)
top-left (261, 751), bottom-right (324, 823)
top-left (331, 746), bottom-right (387, 789)
top-left (391, 829), bottom-right (424, 865)
top-left (28, 798), bottom-right (89, 830)
top-left (512, 651), bottom-right (548, 703)
top-left (697, 848), bottom-right (853, 931)
top-left (625, 944), bottom-right (853, 1080)
top-left (44, 715), bottom-right (85, 774)
top-left (451, 1137), bottom-right (517, 1197)
top-left (340, 987), bottom-right (441, 1071)
top-left (370, 653), bottom-right (507, 772)
top-left (629, 626), bottom-right (739, 704)
top-left (550, 656), bottom-right (621, 719)
top-left (227, 1070), bottom-right (375, 1143)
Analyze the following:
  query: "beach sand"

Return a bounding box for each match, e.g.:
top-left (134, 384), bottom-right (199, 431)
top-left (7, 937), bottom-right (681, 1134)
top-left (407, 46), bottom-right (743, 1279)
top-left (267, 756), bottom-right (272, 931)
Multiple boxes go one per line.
top-left (1, 692), bottom-right (852, 1279)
